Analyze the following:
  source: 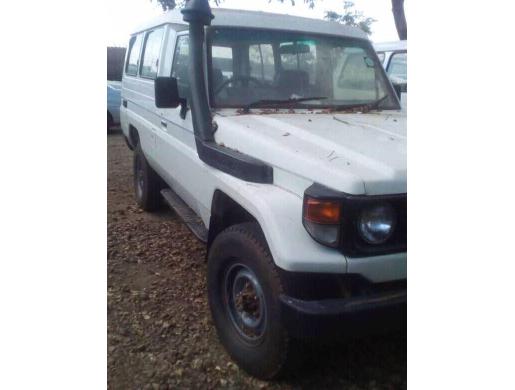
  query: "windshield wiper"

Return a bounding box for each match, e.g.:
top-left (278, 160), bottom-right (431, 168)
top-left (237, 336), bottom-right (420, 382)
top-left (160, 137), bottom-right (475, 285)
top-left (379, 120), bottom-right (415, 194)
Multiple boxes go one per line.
top-left (365, 94), bottom-right (390, 110)
top-left (242, 96), bottom-right (327, 113)
top-left (330, 95), bottom-right (390, 113)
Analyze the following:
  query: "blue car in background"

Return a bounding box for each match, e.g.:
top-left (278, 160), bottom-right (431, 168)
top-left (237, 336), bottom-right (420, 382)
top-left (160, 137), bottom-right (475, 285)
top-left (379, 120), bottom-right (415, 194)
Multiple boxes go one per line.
top-left (107, 81), bottom-right (122, 131)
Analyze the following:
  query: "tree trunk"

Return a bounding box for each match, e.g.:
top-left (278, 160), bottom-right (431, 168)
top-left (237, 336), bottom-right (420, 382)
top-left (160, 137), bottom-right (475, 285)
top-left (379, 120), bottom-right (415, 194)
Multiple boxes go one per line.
top-left (392, 0), bottom-right (407, 40)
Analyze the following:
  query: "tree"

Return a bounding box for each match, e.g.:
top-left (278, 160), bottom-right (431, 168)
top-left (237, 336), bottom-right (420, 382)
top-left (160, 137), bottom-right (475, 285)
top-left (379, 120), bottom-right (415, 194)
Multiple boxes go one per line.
top-left (153, 0), bottom-right (220, 11)
top-left (153, 0), bottom-right (315, 11)
top-left (324, 1), bottom-right (376, 35)
top-left (153, 0), bottom-right (177, 10)
top-left (391, 0), bottom-right (407, 40)
top-left (273, 0), bottom-right (316, 8)
top-left (152, 0), bottom-right (378, 36)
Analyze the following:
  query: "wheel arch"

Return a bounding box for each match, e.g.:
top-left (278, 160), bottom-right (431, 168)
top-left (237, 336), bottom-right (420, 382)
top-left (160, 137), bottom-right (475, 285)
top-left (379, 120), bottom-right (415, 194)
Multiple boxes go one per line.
top-left (128, 125), bottom-right (140, 149)
top-left (207, 190), bottom-right (264, 251)
top-left (205, 183), bottom-right (347, 274)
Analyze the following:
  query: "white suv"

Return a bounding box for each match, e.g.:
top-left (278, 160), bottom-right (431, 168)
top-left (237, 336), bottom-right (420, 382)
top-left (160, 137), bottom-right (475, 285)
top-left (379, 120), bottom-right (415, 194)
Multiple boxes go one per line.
top-left (121, 2), bottom-right (406, 380)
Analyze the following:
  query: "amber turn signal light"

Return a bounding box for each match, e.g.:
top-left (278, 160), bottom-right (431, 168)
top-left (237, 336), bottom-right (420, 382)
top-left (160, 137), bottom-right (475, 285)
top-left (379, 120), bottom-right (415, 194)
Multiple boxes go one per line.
top-left (304, 197), bottom-right (341, 224)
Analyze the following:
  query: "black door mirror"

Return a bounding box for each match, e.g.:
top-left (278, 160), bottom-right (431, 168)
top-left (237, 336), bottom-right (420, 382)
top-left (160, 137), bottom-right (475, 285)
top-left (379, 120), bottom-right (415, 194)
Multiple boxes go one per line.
top-left (155, 77), bottom-right (182, 108)
top-left (392, 82), bottom-right (407, 99)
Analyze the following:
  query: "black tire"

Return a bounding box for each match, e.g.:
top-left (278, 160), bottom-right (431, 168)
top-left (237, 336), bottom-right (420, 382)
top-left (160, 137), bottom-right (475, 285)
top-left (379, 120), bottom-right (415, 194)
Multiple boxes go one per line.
top-left (124, 135), bottom-right (134, 151)
top-left (133, 143), bottom-right (161, 211)
top-left (207, 222), bottom-right (299, 379)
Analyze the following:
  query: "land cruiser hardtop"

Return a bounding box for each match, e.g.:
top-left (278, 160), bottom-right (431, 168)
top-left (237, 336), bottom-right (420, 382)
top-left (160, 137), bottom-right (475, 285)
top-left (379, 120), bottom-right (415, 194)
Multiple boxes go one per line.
top-left (121, 0), bottom-right (406, 380)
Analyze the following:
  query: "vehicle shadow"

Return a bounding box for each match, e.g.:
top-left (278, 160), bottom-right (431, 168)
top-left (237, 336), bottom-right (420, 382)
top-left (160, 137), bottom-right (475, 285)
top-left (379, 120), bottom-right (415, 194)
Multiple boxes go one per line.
top-left (107, 127), bottom-right (122, 135)
top-left (282, 331), bottom-right (406, 389)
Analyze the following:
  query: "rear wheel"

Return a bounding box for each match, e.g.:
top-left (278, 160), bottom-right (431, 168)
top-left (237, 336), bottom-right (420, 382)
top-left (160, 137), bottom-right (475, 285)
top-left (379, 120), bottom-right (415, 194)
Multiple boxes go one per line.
top-left (133, 143), bottom-right (161, 211)
top-left (207, 222), bottom-right (299, 379)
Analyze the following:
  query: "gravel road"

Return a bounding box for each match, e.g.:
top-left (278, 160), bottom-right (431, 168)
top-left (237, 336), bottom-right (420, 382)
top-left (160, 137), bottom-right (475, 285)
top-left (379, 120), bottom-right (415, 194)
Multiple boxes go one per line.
top-left (107, 131), bottom-right (406, 390)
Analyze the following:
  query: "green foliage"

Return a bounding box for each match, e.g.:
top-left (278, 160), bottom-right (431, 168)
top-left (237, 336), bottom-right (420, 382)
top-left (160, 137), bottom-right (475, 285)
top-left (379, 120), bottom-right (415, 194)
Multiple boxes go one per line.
top-left (324, 1), bottom-right (375, 35)
top-left (153, 0), bottom-right (222, 11)
top-left (273, 0), bottom-right (316, 8)
top-left (153, 0), bottom-right (177, 11)
top-left (152, 0), bottom-right (375, 36)
top-left (153, 0), bottom-right (314, 11)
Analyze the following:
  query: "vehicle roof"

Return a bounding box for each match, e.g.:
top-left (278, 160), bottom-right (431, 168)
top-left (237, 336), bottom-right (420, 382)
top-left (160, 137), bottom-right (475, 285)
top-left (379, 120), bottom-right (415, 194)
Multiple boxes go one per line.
top-left (132, 8), bottom-right (368, 40)
top-left (373, 40), bottom-right (407, 52)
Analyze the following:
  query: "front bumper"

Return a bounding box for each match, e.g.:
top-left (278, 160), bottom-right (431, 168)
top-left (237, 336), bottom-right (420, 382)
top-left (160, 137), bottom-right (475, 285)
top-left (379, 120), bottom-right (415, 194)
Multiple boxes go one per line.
top-left (280, 289), bottom-right (406, 339)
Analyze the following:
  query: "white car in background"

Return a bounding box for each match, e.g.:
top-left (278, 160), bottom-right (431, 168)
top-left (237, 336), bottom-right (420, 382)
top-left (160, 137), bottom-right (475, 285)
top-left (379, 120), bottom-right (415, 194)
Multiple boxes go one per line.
top-left (374, 40), bottom-right (406, 108)
top-left (374, 40), bottom-right (407, 81)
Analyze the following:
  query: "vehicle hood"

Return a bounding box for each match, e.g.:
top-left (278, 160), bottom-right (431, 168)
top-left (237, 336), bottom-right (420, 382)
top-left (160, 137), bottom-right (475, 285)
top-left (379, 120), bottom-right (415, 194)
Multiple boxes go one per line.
top-left (214, 110), bottom-right (406, 196)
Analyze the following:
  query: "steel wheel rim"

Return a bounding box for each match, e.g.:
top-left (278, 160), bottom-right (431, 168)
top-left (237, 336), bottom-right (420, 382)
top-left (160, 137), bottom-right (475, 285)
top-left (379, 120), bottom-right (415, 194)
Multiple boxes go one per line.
top-left (224, 263), bottom-right (267, 344)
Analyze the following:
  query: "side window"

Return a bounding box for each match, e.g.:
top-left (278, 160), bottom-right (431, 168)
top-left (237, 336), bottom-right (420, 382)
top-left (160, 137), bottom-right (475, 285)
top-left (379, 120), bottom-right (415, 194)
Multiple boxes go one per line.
top-left (335, 47), bottom-right (384, 100)
top-left (211, 46), bottom-right (233, 92)
top-left (387, 52), bottom-right (407, 82)
top-left (171, 35), bottom-right (190, 96)
top-left (249, 44), bottom-right (275, 82)
top-left (140, 28), bottom-right (164, 79)
top-left (212, 46), bottom-right (233, 79)
top-left (126, 34), bottom-right (143, 76)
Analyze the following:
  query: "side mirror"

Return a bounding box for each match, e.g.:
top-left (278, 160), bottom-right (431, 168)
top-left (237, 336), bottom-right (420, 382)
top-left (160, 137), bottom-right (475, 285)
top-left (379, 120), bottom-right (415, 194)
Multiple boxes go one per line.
top-left (392, 82), bottom-right (407, 99)
top-left (155, 77), bottom-right (182, 108)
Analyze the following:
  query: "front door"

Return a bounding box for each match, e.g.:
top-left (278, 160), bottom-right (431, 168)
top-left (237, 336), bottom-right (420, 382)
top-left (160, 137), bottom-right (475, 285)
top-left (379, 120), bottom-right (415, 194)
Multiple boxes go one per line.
top-left (155, 32), bottom-right (200, 212)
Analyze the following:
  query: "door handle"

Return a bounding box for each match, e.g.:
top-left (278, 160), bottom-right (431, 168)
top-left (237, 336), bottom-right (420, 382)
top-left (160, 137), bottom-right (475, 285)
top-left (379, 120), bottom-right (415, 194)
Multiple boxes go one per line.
top-left (160, 120), bottom-right (167, 128)
top-left (122, 99), bottom-right (127, 108)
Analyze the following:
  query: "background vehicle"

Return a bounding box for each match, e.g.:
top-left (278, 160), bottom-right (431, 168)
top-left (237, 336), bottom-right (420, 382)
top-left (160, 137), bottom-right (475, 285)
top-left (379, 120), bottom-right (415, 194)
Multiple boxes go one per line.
top-left (375, 40), bottom-right (406, 108)
top-left (107, 81), bottom-right (121, 131)
top-left (121, 3), bottom-right (406, 380)
top-left (375, 40), bottom-right (407, 81)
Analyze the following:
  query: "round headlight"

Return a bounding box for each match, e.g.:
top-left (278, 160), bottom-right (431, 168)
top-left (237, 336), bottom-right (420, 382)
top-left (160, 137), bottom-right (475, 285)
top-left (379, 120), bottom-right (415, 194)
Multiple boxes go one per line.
top-left (358, 203), bottom-right (396, 244)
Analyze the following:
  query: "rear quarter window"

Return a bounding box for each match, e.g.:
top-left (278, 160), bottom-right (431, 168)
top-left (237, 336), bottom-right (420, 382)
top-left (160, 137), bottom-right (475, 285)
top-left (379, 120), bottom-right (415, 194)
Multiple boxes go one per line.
top-left (126, 34), bottom-right (143, 76)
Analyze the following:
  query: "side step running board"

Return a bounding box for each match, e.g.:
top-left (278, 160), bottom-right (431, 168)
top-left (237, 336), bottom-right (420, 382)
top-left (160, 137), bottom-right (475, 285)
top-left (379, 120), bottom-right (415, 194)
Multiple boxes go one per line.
top-left (161, 189), bottom-right (208, 243)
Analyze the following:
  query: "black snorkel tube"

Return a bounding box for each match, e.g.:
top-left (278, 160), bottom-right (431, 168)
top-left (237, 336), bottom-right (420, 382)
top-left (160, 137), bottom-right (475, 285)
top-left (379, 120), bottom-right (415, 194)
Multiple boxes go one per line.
top-left (181, 0), bottom-right (273, 184)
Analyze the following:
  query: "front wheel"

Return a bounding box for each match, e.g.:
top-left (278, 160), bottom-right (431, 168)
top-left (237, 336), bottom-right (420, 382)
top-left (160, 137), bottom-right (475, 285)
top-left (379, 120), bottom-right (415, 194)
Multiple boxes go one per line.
top-left (207, 222), bottom-right (299, 379)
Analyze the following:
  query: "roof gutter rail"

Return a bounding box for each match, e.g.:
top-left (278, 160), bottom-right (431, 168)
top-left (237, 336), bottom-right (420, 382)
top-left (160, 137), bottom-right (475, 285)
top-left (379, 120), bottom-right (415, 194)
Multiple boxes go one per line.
top-left (181, 0), bottom-right (273, 184)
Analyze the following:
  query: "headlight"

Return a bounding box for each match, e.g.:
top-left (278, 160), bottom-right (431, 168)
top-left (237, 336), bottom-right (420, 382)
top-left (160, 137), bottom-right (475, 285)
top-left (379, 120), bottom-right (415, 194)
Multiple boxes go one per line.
top-left (358, 203), bottom-right (396, 244)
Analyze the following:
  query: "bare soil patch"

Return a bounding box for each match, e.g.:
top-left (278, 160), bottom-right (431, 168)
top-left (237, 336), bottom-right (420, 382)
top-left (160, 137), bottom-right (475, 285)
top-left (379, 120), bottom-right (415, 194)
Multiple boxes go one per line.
top-left (107, 131), bottom-right (406, 389)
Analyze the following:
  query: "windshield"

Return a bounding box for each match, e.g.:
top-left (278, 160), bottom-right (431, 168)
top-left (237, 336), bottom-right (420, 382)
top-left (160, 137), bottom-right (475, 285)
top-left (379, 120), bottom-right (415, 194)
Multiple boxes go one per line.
top-left (208, 27), bottom-right (399, 110)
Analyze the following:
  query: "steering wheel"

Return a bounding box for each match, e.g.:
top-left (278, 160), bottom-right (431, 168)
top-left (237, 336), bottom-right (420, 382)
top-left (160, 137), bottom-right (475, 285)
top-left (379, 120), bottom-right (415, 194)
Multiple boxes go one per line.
top-left (214, 75), bottom-right (264, 96)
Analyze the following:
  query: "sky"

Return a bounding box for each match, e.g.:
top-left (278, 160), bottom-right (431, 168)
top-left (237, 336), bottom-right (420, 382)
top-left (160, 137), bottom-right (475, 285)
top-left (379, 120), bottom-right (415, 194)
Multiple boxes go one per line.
top-left (107, 0), bottom-right (403, 47)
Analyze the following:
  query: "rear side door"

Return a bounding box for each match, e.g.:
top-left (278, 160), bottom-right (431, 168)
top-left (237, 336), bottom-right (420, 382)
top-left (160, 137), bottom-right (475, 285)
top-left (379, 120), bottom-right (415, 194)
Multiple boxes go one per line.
top-left (121, 33), bottom-right (144, 141)
top-left (121, 27), bottom-right (165, 163)
top-left (135, 26), bottom-right (166, 162)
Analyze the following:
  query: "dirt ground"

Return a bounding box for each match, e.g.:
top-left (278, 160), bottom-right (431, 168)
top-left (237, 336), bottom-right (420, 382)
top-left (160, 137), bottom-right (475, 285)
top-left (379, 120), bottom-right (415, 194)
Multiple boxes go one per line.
top-left (107, 130), bottom-right (407, 390)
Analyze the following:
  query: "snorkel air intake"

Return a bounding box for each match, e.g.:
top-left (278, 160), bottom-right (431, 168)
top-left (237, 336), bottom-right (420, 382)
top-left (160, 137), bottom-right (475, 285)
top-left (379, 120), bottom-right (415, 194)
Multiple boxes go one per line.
top-left (181, 0), bottom-right (214, 143)
top-left (181, 0), bottom-right (273, 184)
